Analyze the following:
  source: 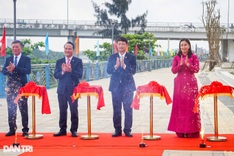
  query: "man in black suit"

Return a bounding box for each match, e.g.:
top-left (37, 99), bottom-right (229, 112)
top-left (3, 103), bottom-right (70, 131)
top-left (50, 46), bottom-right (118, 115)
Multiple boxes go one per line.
top-left (107, 37), bottom-right (136, 137)
top-left (53, 41), bottom-right (83, 137)
top-left (2, 40), bottom-right (31, 137)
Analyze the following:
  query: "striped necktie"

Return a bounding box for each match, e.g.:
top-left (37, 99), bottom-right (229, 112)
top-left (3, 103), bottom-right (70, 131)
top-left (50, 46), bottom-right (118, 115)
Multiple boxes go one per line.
top-left (66, 58), bottom-right (70, 65)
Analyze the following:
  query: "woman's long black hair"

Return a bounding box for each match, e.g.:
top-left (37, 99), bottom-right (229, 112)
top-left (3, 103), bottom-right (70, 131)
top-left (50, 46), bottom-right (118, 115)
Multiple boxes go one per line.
top-left (177, 38), bottom-right (193, 58)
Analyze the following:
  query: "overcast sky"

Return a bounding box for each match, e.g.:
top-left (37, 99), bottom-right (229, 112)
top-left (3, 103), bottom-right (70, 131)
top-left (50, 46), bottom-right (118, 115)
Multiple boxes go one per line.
top-left (1, 0), bottom-right (233, 51)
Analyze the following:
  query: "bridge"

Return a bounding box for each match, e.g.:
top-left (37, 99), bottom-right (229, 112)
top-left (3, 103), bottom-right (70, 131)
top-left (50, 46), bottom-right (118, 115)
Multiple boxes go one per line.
top-left (1, 18), bottom-right (234, 62)
top-left (1, 18), bottom-right (234, 39)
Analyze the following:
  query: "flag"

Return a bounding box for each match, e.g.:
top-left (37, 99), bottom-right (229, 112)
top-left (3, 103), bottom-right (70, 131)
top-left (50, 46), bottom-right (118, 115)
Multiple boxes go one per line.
top-left (149, 46), bottom-right (152, 55)
top-left (166, 49), bottom-right (169, 55)
top-left (0, 26), bottom-right (6, 57)
top-left (157, 47), bottom-right (160, 56)
top-left (114, 40), bottom-right (117, 53)
top-left (45, 33), bottom-right (49, 55)
top-left (75, 36), bottom-right (79, 54)
top-left (134, 44), bottom-right (138, 56)
top-left (170, 49), bottom-right (174, 56)
top-left (96, 40), bottom-right (100, 57)
top-left (161, 50), bottom-right (164, 56)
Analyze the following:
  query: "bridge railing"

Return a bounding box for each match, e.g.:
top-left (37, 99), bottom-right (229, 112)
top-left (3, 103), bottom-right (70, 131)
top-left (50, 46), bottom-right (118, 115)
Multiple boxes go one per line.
top-left (0, 18), bottom-right (220, 32)
top-left (0, 59), bottom-right (172, 98)
top-left (2, 18), bottom-right (234, 36)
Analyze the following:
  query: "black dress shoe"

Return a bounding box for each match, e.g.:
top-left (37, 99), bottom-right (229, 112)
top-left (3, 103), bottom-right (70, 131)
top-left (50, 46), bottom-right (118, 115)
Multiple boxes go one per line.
top-left (112, 132), bottom-right (122, 137)
top-left (53, 131), bottom-right (67, 137)
top-left (71, 132), bottom-right (78, 137)
top-left (125, 132), bottom-right (133, 137)
top-left (5, 131), bottom-right (15, 136)
top-left (22, 132), bottom-right (29, 137)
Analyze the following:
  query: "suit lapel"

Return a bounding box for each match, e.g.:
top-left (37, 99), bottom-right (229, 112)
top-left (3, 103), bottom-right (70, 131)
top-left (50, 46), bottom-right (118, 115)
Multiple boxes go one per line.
top-left (62, 57), bottom-right (66, 64)
top-left (125, 52), bottom-right (129, 58)
top-left (17, 55), bottom-right (24, 66)
top-left (70, 57), bottom-right (74, 65)
top-left (10, 56), bottom-right (14, 64)
top-left (123, 53), bottom-right (129, 64)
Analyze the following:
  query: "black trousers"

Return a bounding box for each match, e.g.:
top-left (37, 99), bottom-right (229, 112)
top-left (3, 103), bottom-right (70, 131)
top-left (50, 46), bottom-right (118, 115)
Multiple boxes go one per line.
top-left (7, 92), bottom-right (29, 133)
top-left (111, 85), bottom-right (134, 133)
top-left (58, 93), bottom-right (78, 133)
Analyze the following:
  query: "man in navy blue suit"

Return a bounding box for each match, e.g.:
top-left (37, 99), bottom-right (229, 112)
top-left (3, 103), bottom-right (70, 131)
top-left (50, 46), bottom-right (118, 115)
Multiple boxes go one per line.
top-left (107, 37), bottom-right (136, 137)
top-left (2, 40), bottom-right (31, 137)
top-left (53, 41), bottom-right (83, 137)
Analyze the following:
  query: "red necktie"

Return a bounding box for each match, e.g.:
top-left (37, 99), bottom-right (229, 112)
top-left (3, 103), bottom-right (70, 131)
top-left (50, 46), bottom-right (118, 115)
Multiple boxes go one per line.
top-left (66, 58), bottom-right (70, 65)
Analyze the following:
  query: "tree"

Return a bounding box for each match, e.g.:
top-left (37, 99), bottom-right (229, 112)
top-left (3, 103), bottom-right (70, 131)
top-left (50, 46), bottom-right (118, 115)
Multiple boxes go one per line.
top-left (5, 39), bottom-right (63, 64)
top-left (83, 42), bottom-right (112, 62)
top-left (30, 49), bottom-right (64, 64)
top-left (202, 0), bottom-right (224, 71)
top-left (122, 32), bottom-right (160, 60)
top-left (92, 0), bottom-right (148, 38)
top-left (6, 39), bottom-right (44, 56)
top-left (83, 32), bottom-right (160, 62)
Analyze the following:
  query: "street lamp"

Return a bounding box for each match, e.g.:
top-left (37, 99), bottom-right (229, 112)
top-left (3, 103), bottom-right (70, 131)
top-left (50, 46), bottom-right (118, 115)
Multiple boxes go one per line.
top-left (13, 0), bottom-right (17, 40)
top-left (227, 0), bottom-right (230, 31)
top-left (226, 0), bottom-right (230, 62)
top-left (111, 22), bottom-right (116, 54)
top-left (67, 0), bottom-right (69, 27)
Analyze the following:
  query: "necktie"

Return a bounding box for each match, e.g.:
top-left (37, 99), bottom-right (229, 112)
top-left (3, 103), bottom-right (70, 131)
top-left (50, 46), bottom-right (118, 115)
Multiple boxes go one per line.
top-left (14, 56), bottom-right (18, 66)
top-left (66, 58), bottom-right (70, 65)
top-left (121, 55), bottom-right (124, 66)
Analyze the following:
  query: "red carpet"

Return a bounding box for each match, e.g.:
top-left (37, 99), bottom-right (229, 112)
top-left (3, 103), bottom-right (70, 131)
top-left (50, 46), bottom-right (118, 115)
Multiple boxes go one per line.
top-left (1, 133), bottom-right (234, 156)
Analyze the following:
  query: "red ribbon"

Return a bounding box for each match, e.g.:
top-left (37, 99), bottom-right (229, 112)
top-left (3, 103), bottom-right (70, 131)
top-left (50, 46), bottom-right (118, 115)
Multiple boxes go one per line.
top-left (193, 81), bottom-right (234, 113)
top-left (71, 81), bottom-right (105, 110)
top-left (14, 81), bottom-right (51, 114)
top-left (131, 81), bottom-right (172, 110)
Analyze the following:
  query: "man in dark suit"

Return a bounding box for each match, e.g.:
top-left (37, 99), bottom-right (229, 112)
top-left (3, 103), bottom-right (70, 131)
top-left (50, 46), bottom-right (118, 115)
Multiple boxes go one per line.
top-left (107, 37), bottom-right (136, 137)
top-left (53, 41), bottom-right (83, 137)
top-left (2, 40), bottom-right (31, 137)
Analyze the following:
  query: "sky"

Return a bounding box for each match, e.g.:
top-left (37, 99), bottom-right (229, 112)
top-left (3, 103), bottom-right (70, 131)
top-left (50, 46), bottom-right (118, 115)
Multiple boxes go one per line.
top-left (1, 0), bottom-right (233, 52)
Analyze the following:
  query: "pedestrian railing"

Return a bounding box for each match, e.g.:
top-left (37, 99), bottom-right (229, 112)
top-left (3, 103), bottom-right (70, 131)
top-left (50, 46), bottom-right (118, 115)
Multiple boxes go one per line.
top-left (0, 59), bottom-right (172, 98)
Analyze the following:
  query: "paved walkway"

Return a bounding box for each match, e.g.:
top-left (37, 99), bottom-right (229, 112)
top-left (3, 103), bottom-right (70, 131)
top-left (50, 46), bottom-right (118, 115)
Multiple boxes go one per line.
top-left (1, 64), bottom-right (234, 155)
